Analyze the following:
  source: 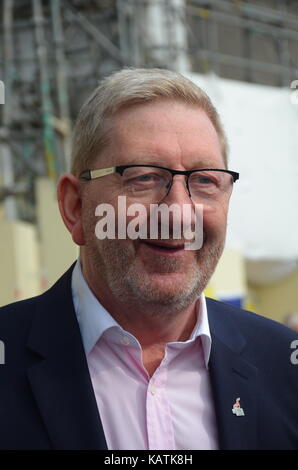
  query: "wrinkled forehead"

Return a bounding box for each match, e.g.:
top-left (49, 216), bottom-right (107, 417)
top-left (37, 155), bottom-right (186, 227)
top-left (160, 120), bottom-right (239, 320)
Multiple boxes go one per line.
top-left (100, 100), bottom-right (224, 169)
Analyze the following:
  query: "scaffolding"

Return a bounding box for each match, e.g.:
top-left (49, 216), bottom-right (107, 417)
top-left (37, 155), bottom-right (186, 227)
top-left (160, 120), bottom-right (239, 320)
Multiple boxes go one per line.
top-left (0, 0), bottom-right (297, 222)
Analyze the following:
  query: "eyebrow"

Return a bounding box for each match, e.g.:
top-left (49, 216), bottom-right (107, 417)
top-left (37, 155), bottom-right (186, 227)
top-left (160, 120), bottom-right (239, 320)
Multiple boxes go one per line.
top-left (125, 157), bottom-right (220, 169)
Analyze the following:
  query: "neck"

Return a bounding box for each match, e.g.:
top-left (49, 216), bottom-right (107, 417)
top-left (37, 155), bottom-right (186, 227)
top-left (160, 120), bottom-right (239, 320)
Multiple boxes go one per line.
top-left (81, 259), bottom-right (198, 349)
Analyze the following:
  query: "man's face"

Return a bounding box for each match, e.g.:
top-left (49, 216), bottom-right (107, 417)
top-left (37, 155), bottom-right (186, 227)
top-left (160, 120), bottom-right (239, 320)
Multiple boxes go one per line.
top-left (81, 100), bottom-right (230, 312)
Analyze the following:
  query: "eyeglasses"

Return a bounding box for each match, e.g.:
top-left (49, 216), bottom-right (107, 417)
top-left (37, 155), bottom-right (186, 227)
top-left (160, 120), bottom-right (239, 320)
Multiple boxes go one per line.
top-left (79, 164), bottom-right (239, 204)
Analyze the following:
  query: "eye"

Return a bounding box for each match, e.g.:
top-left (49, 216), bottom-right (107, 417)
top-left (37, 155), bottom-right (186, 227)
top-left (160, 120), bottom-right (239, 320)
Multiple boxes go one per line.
top-left (196, 176), bottom-right (215, 184)
top-left (123, 171), bottom-right (167, 194)
top-left (123, 167), bottom-right (167, 183)
top-left (189, 171), bottom-right (222, 196)
top-left (127, 173), bottom-right (162, 184)
top-left (191, 174), bottom-right (219, 186)
top-left (135, 174), bottom-right (159, 183)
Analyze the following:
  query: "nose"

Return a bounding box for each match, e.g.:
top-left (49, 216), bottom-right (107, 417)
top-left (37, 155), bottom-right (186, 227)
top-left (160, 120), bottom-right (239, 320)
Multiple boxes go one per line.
top-left (161, 175), bottom-right (196, 236)
top-left (163, 175), bottom-right (192, 204)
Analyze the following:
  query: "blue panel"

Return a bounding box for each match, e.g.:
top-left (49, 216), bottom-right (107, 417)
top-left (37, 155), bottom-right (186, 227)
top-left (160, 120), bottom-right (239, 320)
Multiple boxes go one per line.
top-left (219, 296), bottom-right (243, 309)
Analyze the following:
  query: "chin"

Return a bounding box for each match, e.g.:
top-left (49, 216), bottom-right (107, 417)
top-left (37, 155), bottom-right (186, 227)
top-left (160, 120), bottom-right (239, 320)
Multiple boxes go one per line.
top-left (136, 272), bottom-right (200, 305)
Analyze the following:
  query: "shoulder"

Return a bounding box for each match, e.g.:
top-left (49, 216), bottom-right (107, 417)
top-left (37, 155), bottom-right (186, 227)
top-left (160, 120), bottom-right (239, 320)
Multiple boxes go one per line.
top-left (206, 297), bottom-right (298, 375)
top-left (0, 295), bottom-right (41, 338)
top-left (206, 296), bottom-right (297, 341)
top-left (0, 264), bottom-right (75, 343)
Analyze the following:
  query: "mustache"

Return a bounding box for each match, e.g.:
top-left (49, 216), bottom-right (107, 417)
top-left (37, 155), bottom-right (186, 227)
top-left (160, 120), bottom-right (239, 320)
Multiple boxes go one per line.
top-left (119, 220), bottom-right (203, 238)
top-left (135, 231), bottom-right (207, 245)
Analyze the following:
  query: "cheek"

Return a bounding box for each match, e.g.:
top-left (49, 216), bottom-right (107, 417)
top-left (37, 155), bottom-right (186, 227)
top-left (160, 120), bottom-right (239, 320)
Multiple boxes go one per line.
top-left (81, 199), bottom-right (99, 241)
top-left (82, 185), bottom-right (115, 236)
top-left (203, 203), bottom-right (228, 237)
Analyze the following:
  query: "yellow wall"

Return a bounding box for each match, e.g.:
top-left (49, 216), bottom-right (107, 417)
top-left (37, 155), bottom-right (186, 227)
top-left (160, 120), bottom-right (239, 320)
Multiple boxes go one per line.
top-left (0, 177), bottom-right (78, 306)
top-left (248, 267), bottom-right (298, 324)
top-left (0, 220), bottom-right (40, 306)
top-left (36, 178), bottom-right (78, 290)
top-left (208, 248), bottom-right (246, 299)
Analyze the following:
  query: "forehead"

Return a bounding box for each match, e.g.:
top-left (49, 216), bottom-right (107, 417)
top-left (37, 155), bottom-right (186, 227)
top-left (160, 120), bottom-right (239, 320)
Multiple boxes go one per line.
top-left (101, 100), bottom-right (224, 169)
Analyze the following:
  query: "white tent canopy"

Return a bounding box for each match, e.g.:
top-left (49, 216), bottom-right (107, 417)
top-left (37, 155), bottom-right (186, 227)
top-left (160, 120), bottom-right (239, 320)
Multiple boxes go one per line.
top-left (187, 73), bottom-right (298, 266)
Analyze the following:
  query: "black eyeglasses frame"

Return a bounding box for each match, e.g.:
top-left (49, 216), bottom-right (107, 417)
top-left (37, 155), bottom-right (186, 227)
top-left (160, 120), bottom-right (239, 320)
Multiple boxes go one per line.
top-left (79, 164), bottom-right (239, 183)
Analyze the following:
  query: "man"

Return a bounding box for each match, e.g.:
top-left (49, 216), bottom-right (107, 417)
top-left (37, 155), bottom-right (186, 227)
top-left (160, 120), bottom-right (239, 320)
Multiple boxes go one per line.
top-left (0, 68), bottom-right (297, 450)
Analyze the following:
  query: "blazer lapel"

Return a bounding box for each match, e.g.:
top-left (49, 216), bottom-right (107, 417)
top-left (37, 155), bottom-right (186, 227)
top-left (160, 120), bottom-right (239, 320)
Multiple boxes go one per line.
top-left (26, 266), bottom-right (107, 450)
top-left (207, 299), bottom-right (259, 450)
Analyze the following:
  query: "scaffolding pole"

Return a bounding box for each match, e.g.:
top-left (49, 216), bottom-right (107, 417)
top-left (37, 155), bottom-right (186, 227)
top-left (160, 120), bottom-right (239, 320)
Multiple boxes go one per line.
top-left (1, 0), bottom-right (17, 220)
top-left (50, 0), bottom-right (71, 172)
top-left (64, 0), bottom-right (126, 64)
top-left (186, 1), bottom-right (298, 81)
top-left (276, 0), bottom-right (292, 87)
top-left (145, 0), bottom-right (191, 71)
top-left (33, 0), bottom-right (58, 179)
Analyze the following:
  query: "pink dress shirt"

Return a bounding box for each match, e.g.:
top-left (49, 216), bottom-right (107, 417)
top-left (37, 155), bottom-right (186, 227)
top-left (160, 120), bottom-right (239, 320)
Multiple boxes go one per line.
top-left (72, 260), bottom-right (219, 450)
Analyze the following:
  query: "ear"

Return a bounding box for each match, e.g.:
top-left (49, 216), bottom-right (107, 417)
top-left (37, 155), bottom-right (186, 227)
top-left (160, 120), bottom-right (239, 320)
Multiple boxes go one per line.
top-left (57, 174), bottom-right (85, 246)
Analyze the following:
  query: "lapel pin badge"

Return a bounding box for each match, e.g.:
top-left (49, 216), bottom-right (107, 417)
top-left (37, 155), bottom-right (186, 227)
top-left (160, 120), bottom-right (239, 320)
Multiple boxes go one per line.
top-left (232, 397), bottom-right (245, 416)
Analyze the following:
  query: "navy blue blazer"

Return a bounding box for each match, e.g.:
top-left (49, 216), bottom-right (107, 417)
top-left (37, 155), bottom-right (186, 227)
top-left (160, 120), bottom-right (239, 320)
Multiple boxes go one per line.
top-left (0, 264), bottom-right (297, 450)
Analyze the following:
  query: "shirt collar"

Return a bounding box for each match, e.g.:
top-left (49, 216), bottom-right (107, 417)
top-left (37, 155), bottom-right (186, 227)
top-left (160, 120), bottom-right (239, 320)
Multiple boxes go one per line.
top-left (71, 259), bottom-right (212, 368)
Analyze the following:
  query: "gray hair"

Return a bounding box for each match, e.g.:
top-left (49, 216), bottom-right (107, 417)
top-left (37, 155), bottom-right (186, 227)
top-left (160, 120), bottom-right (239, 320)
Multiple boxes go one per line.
top-left (71, 68), bottom-right (228, 176)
